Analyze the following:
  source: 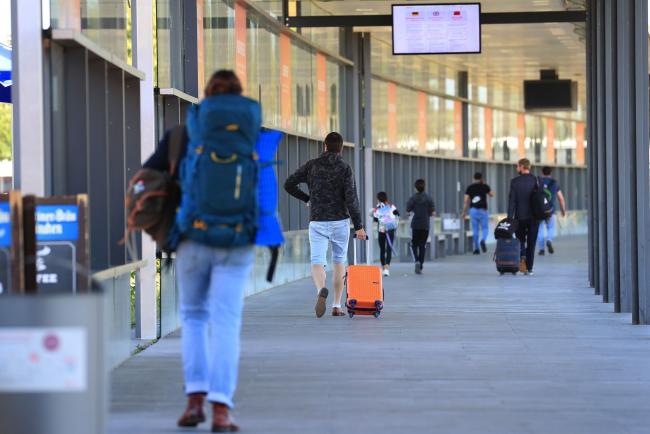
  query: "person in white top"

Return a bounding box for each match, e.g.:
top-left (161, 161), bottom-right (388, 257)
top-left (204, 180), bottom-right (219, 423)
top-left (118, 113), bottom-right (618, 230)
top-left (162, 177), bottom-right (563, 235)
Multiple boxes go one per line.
top-left (371, 192), bottom-right (400, 276)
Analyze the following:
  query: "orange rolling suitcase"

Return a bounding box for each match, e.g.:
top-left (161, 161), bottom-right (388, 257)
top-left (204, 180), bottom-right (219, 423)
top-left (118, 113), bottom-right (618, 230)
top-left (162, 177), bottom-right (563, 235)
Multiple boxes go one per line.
top-left (345, 237), bottom-right (384, 318)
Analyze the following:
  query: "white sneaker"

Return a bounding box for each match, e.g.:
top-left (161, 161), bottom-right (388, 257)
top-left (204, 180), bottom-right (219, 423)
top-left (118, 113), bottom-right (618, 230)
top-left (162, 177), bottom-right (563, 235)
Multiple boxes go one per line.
top-left (383, 268), bottom-right (390, 277)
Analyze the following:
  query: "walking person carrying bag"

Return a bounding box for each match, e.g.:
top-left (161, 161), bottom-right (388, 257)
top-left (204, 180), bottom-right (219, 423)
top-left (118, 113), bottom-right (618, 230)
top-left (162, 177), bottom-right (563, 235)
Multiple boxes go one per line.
top-left (139, 70), bottom-right (261, 432)
top-left (371, 192), bottom-right (400, 277)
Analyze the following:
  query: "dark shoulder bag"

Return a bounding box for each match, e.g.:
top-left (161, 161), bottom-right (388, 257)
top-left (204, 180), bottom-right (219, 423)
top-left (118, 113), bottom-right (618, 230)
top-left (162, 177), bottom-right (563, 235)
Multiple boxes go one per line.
top-left (124, 126), bottom-right (185, 252)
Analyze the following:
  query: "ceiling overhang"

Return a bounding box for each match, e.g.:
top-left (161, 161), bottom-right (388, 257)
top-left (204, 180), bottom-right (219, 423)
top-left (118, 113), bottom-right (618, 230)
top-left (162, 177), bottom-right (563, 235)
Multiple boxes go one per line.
top-left (285, 10), bottom-right (586, 28)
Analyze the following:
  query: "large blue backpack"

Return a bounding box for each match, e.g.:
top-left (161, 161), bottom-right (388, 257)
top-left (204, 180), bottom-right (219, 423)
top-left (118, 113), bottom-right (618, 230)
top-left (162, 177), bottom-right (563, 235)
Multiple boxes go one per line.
top-left (176, 94), bottom-right (262, 248)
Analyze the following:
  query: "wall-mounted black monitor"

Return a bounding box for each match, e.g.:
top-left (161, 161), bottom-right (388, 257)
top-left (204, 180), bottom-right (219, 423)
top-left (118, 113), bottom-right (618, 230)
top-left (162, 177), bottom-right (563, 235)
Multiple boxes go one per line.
top-left (392, 3), bottom-right (481, 55)
top-left (524, 80), bottom-right (578, 111)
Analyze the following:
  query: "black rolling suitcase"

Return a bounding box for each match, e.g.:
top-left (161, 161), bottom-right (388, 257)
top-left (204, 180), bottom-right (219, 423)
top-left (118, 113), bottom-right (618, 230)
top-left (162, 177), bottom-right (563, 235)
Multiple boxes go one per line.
top-left (494, 238), bottom-right (521, 275)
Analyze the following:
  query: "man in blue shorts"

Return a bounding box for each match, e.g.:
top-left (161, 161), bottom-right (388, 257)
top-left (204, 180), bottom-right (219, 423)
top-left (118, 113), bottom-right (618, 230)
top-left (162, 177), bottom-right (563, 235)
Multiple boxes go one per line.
top-left (284, 132), bottom-right (366, 318)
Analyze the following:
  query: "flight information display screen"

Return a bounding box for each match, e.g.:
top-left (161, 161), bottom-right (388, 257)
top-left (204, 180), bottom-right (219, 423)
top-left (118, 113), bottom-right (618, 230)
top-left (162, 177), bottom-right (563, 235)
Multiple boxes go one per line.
top-left (392, 3), bottom-right (481, 55)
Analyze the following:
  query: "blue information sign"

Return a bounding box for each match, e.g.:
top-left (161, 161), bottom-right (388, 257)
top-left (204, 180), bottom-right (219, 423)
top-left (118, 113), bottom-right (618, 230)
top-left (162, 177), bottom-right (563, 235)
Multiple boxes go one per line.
top-left (35, 205), bottom-right (79, 242)
top-left (0, 202), bottom-right (10, 248)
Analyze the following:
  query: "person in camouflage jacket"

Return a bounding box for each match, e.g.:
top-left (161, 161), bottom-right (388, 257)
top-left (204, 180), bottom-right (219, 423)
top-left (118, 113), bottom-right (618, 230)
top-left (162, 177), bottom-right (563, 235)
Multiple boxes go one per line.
top-left (284, 132), bottom-right (366, 318)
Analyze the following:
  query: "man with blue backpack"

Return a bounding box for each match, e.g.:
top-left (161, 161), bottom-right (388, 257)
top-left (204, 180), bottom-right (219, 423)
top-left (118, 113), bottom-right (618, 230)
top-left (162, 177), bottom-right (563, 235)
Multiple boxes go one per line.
top-left (140, 70), bottom-right (267, 432)
top-left (537, 166), bottom-right (567, 256)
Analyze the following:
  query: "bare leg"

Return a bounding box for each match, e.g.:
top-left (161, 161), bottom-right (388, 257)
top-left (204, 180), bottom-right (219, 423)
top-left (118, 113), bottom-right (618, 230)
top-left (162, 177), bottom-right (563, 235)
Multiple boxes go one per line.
top-left (332, 263), bottom-right (346, 306)
top-left (311, 264), bottom-right (326, 292)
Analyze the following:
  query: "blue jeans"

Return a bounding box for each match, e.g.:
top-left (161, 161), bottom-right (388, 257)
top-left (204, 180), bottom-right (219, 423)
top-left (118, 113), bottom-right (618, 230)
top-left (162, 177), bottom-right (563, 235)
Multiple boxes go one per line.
top-left (176, 240), bottom-right (254, 408)
top-left (537, 214), bottom-right (557, 250)
top-left (469, 207), bottom-right (489, 251)
top-left (309, 219), bottom-right (350, 265)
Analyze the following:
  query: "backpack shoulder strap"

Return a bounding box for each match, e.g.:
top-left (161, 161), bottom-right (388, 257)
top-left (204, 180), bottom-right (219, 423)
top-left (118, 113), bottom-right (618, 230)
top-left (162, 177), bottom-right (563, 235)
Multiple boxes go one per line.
top-left (168, 125), bottom-right (186, 176)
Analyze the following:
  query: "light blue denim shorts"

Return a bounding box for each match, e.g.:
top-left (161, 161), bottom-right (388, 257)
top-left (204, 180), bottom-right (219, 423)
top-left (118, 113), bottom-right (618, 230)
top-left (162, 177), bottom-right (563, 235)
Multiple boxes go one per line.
top-left (308, 219), bottom-right (350, 266)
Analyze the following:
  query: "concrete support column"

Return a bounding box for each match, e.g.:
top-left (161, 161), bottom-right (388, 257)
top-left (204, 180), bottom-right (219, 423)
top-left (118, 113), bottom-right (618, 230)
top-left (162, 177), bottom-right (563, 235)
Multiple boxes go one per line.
top-left (589, 0), bottom-right (650, 323)
top-left (595, 0), bottom-right (608, 302)
top-left (631, 0), bottom-right (649, 324)
top-left (362, 33), bottom-right (374, 264)
top-left (133, 0), bottom-right (157, 339)
top-left (457, 71), bottom-right (469, 158)
top-left (343, 29), bottom-right (362, 205)
top-left (616, 0), bottom-right (634, 314)
top-left (603, 0), bottom-right (620, 311)
top-left (10, 0), bottom-right (45, 196)
top-left (585, 0), bottom-right (594, 288)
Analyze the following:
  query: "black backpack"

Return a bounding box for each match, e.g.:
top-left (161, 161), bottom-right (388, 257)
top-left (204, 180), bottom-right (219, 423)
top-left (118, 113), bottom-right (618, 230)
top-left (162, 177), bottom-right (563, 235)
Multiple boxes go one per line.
top-left (494, 218), bottom-right (519, 239)
top-left (531, 177), bottom-right (553, 221)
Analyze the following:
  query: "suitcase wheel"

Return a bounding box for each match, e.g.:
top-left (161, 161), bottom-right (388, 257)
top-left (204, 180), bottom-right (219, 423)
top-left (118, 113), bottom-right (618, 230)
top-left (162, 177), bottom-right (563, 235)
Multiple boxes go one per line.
top-left (373, 311), bottom-right (380, 318)
top-left (348, 310), bottom-right (355, 318)
top-left (374, 300), bottom-right (383, 310)
top-left (499, 272), bottom-right (504, 276)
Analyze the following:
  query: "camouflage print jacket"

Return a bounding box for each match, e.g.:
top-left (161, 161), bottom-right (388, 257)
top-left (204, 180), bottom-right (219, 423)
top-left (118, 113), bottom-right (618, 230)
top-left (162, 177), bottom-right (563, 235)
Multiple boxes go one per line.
top-left (284, 152), bottom-right (363, 230)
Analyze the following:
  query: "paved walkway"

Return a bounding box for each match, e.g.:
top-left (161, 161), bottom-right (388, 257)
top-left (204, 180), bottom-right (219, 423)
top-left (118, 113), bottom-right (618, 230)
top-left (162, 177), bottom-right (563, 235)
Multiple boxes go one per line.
top-left (110, 237), bottom-right (650, 434)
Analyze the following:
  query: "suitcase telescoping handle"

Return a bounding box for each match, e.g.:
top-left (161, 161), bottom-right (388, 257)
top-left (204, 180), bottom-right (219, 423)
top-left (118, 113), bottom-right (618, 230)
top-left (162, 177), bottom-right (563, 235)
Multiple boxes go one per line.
top-left (352, 233), bottom-right (368, 266)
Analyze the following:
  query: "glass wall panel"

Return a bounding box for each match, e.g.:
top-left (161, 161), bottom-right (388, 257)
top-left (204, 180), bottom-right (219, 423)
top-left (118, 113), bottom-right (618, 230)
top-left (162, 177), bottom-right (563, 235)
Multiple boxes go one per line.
top-left (202, 1), bottom-right (343, 135)
top-left (326, 59), bottom-right (339, 134)
top-left (369, 79), bottom-right (588, 165)
top-left (204, 0), bottom-right (236, 73)
top-left (525, 115), bottom-right (544, 164)
top-left (425, 95), bottom-right (455, 157)
top-left (155, 0), bottom-right (184, 89)
top-left (395, 86), bottom-right (418, 153)
top-left (468, 105), bottom-right (486, 160)
top-left (82, 0), bottom-right (130, 62)
top-left (371, 35), bottom-right (457, 97)
top-left (372, 79), bottom-right (388, 150)
top-left (292, 40), bottom-right (314, 136)
top-left (248, 0), bottom-right (282, 17)
top-left (492, 110), bottom-right (518, 162)
top-left (248, 0), bottom-right (341, 55)
top-left (50, 1), bottom-right (131, 63)
top-left (301, 28), bottom-right (340, 55)
top-left (248, 12), bottom-right (280, 127)
top-left (555, 120), bottom-right (577, 165)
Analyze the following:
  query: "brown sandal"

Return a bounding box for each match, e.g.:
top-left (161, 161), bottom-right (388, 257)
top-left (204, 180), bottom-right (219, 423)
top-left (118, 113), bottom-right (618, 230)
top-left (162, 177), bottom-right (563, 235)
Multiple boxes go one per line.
top-left (332, 307), bottom-right (346, 317)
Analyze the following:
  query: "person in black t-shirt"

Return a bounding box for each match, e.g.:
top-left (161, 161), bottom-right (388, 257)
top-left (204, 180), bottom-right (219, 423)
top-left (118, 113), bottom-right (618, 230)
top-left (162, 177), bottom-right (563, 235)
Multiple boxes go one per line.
top-left (461, 172), bottom-right (494, 255)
